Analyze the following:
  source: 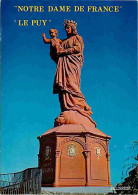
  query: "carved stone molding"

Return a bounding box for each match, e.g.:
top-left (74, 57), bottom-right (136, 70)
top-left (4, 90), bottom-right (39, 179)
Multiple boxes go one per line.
top-left (84, 150), bottom-right (91, 158)
top-left (58, 137), bottom-right (87, 150)
top-left (41, 138), bottom-right (55, 148)
top-left (85, 143), bottom-right (91, 151)
top-left (55, 150), bottom-right (60, 158)
top-left (90, 138), bottom-right (107, 153)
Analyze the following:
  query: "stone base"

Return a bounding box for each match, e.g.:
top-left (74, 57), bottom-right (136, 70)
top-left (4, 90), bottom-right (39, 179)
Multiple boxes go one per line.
top-left (54, 110), bottom-right (96, 128)
top-left (37, 124), bottom-right (111, 187)
top-left (41, 187), bottom-right (113, 194)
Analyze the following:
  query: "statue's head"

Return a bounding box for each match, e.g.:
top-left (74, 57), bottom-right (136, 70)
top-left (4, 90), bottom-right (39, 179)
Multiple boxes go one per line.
top-left (64, 20), bottom-right (77, 36)
top-left (49, 29), bottom-right (58, 38)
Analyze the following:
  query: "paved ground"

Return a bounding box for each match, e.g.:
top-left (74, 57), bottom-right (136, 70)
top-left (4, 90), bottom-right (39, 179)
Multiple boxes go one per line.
top-left (41, 187), bottom-right (114, 194)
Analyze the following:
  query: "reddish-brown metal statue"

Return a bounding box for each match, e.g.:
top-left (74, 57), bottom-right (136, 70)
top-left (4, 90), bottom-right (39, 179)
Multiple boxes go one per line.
top-left (38, 20), bottom-right (111, 187)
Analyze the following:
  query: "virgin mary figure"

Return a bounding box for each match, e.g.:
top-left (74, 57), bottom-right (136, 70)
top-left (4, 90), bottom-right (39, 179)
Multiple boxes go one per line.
top-left (52, 20), bottom-right (96, 127)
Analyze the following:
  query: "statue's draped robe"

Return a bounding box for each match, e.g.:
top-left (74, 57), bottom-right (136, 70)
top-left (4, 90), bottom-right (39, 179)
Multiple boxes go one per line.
top-left (50, 38), bottom-right (62, 63)
top-left (53, 35), bottom-right (92, 120)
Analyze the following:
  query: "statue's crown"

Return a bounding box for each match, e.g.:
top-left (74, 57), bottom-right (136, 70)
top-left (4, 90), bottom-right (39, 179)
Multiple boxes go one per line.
top-left (64, 20), bottom-right (77, 26)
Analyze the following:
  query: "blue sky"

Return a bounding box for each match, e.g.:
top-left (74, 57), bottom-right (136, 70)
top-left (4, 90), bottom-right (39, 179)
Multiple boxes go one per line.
top-left (1, 0), bottom-right (137, 186)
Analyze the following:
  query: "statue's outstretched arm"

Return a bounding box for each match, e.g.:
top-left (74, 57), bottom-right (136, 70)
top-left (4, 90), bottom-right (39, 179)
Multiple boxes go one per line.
top-left (42, 33), bottom-right (51, 44)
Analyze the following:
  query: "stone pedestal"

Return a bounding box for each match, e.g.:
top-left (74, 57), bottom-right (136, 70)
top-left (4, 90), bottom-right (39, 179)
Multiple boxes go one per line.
top-left (37, 124), bottom-right (111, 187)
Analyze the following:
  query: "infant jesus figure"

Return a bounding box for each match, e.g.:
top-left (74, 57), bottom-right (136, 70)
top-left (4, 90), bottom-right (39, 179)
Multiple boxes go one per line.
top-left (42, 29), bottom-right (62, 63)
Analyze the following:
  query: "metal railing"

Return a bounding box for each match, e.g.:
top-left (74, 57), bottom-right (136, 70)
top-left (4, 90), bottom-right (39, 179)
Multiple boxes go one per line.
top-left (0, 167), bottom-right (42, 194)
